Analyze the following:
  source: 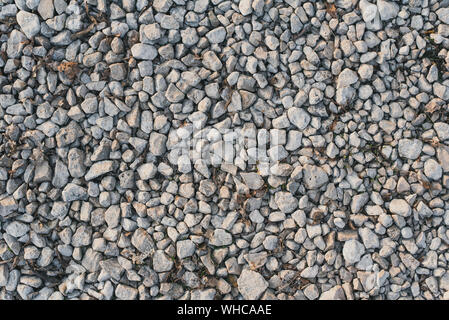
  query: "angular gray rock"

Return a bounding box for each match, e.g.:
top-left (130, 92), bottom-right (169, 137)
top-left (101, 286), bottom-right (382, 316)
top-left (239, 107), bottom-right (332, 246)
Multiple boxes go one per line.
top-left (237, 269), bottom-right (268, 300)
top-left (389, 199), bottom-right (411, 217)
top-left (241, 172), bottom-right (264, 190)
top-left (16, 11), bottom-right (40, 39)
top-left (85, 161), bottom-right (115, 181)
top-left (287, 107), bottom-right (311, 130)
top-left (343, 239), bottom-right (365, 264)
top-left (398, 139), bottom-right (423, 160)
top-left (303, 165), bottom-right (329, 189)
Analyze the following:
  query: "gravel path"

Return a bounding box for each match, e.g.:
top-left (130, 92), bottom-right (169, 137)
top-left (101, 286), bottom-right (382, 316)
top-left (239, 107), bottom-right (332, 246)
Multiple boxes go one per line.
top-left (1, 0), bottom-right (449, 300)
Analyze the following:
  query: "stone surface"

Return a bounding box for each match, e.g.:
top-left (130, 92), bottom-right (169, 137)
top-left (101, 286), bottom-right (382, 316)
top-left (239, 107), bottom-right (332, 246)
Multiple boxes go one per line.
top-left (16, 11), bottom-right (40, 39)
top-left (237, 269), bottom-right (268, 300)
top-left (343, 240), bottom-right (366, 264)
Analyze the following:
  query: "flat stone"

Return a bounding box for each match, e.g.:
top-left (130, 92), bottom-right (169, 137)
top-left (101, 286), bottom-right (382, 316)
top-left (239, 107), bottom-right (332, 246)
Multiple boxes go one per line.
top-left (434, 122), bottom-right (449, 141)
top-left (0, 197), bottom-right (18, 217)
top-left (149, 132), bottom-right (167, 156)
top-left (437, 8), bottom-right (449, 24)
top-left (287, 107), bottom-right (311, 130)
top-left (210, 229), bottom-right (232, 246)
top-left (85, 160), bottom-right (115, 181)
top-left (115, 284), bottom-right (138, 300)
top-left (303, 164), bottom-right (329, 189)
top-left (206, 27), bottom-right (226, 43)
top-left (38, 0), bottom-right (55, 20)
top-left (6, 221), bottom-right (29, 238)
top-left (343, 239), bottom-right (365, 264)
top-left (177, 240), bottom-right (196, 259)
top-left (237, 269), bottom-right (268, 300)
top-left (424, 158), bottom-right (442, 180)
top-left (62, 183), bottom-right (88, 202)
top-left (398, 139), bottom-right (423, 160)
top-left (152, 250), bottom-right (173, 272)
top-left (16, 11), bottom-right (41, 39)
top-left (131, 44), bottom-right (158, 60)
top-left (377, 0), bottom-right (399, 21)
top-left (241, 172), bottom-right (264, 190)
top-left (319, 285), bottom-right (346, 300)
top-left (359, 227), bottom-right (379, 249)
top-left (274, 192), bottom-right (298, 213)
top-left (389, 199), bottom-right (411, 217)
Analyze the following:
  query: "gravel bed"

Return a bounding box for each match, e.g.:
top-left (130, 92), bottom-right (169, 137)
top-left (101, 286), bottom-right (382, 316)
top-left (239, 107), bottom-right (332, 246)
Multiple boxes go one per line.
top-left (1, 0), bottom-right (449, 300)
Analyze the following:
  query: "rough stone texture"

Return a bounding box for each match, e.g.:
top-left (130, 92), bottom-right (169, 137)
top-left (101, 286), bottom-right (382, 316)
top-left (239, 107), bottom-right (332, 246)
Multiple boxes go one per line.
top-left (237, 269), bottom-right (268, 300)
top-left (343, 240), bottom-right (366, 264)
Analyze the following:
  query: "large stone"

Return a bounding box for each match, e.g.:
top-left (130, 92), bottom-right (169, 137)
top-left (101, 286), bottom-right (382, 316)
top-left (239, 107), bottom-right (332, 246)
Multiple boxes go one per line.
top-left (434, 122), bottom-right (449, 141)
top-left (115, 284), bottom-right (138, 300)
top-left (131, 228), bottom-right (155, 254)
top-left (152, 250), bottom-right (173, 272)
top-left (343, 239), bottom-right (365, 264)
top-left (337, 68), bottom-right (358, 88)
top-left (351, 193), bottom-right (369, 214)
top-left (303, 164), bottom-right (329, 189)
top-left (149, 132), bottom-right (167, 156)
top-left (0, 196), bottom-right (18, 217)
top-left (85, 160), bottom-right (115, 181)
top-left (61, 183), bottom-right (88, 202)
top-left (237, 269), bottom-right (268, 300)
top-left (241, 172), bottom-right (264, 190)
top-left (287, 107), bottom-right (310, 130)
top-left (359, 227), bottom-right (379, 249)
top-left (209, 229), bottom-right (232, 246)
top-left (437, 146), bottom-right (449, 172)
top-left (6, 221), bottom-right (29, 238)
top-left (336, 86), bottom-right (355, 105)
top-left (319, 285), bottom-right (346, 300)
top-left (398, 139), bottom-right (422, 160)
top-left (38, 0), bottom-right (55, 20)
top-left (359, 0), bottom-right (378, 23)
top-left (202, 51), bottom-right (222, 71)
top-left (377, 0), bottom-right (399, 20)
top-left (206, 27), bottom-right (226, 43)
top-left (16, 11), bottom-right (40, 39)
top-left (177, 240), bottom-right (196, 259)
top-left (131, 43), bottom-right (157, 60)
top-left (239, 0), bottom-right (253, 16)
top-left (437, 8), bottom-right (449, 24)
top-left (274, 192), bottom-right (298, 213)
top-left (389, 199), bottom-right (411, 217)
top-left (424, 158), bottom-right (442, 180)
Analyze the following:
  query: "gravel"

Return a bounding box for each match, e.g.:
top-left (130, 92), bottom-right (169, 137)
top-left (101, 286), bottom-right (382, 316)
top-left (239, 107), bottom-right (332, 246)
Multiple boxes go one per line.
top-left (1, 0), bottom-right (449, 302)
